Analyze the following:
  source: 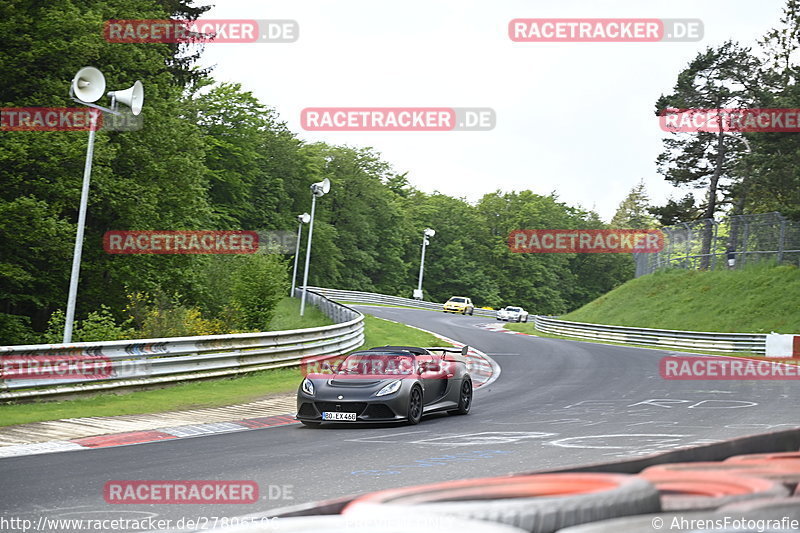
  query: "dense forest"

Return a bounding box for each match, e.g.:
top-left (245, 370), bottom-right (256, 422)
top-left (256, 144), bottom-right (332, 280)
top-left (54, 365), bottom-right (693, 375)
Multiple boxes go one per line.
top-left (2, 0), bottom-right (799, 345)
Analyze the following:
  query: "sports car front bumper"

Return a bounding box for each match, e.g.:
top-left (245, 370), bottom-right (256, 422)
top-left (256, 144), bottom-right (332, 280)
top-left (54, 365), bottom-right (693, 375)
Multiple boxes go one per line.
top-left (296, 399), bottom-right (407, 423)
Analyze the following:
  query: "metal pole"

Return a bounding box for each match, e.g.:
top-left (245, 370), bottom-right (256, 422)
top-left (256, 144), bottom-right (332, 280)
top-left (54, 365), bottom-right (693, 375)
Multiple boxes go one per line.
top-left (417, 234), bottom-right (427, 294)
top-left (741, 219), bottom-right (749, 268)
top-left (290, 220), bottom-right (303, 296)
top-left (63, 111), bottom-right (99, 343)
top-left (684, 223), bottom-right (691, 269)
top-left (300, 195), bottom-right (317, 316)
top-left (711, 220), bottom-right (718, 270)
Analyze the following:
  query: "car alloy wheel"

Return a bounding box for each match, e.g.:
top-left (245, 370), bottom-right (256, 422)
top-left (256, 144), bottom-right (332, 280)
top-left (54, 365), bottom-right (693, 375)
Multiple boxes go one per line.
top-left (455, 380), bottom-right (472, 414)
top-left (407, 387), bottom-right (423, 425)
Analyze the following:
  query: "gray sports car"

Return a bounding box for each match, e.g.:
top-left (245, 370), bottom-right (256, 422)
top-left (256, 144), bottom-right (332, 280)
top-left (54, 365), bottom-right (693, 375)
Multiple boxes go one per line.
top-left (296, 345), bottom-right (473, 426)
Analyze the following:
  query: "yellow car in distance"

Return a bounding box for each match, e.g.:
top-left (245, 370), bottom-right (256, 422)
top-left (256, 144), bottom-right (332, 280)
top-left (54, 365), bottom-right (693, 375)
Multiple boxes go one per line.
top-left (443, 296), bottom-right (475, 315)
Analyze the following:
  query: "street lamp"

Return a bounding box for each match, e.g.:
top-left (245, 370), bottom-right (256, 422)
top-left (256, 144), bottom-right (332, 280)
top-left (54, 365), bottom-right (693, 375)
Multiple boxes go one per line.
top-left (414, 228), bottom-right (435, 299)
top-left (290, 213), bottom-right (311, 296)
top-left (300, 178), bottom-right (331, 316)
top-left (63, 67), bottom-right (144, 343)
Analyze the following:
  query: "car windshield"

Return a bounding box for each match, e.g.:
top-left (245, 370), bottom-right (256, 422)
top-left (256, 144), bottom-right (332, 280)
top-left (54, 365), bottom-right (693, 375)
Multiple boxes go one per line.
top-left (507, 307), bottom-right (522, 312)
top-left (336, 353), bottom-right (415, 375)
top-left (449, 298), bottom-right (466, 303)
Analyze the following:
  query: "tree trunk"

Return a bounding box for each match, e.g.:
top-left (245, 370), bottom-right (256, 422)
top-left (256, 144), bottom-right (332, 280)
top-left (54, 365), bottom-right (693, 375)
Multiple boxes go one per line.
top-left (699, 131), bottom-right (726, 269)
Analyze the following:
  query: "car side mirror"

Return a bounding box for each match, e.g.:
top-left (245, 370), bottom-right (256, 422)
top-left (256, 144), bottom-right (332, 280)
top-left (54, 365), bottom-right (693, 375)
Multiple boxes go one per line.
top-left (461, 345), bottom-right (469, 356)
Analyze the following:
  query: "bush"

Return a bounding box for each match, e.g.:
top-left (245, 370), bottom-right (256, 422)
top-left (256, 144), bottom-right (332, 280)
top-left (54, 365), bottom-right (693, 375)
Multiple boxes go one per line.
top-left (0, 312), bottom-right (36, 345)
top-left (228, 254), bottom-right (289, 331)
top-left (125, 292), bottom-right (231, 339)
top-left (43, 306), bottom-right (135, 343)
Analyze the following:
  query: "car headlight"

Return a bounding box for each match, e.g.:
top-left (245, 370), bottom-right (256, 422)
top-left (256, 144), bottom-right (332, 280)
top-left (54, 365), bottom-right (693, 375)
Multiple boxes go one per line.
top-left (376, 380), bottom-right (402, 397)
top-left (301, 378), bottom-right (315, 396)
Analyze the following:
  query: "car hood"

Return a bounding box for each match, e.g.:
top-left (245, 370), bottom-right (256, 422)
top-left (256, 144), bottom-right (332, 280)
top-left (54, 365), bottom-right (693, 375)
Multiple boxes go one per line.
top-left (327, 377), bottom-right (390, 388)
top-left (307, 374), bottom-right (408, 391)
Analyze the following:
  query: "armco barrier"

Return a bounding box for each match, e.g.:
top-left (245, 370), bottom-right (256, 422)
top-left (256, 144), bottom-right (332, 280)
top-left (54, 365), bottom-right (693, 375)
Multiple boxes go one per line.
top-left (303, 286), bottom-right (497, 318)
top-left (534, 315), bottom-right (768, 354)
top-left (0, 290), bottom-right (364, 400)
top-left (305, 288), bottom-right (774, 354)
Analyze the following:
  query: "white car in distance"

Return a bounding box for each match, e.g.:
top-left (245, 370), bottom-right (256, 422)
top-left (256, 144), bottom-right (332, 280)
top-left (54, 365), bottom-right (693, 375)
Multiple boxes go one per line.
top-left (496, 306), bottom-right (529, 323)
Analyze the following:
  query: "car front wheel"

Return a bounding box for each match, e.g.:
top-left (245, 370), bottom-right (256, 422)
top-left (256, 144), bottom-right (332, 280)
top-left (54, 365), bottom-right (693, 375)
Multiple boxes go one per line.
top-left (407, 387), bottom-right (423, 425)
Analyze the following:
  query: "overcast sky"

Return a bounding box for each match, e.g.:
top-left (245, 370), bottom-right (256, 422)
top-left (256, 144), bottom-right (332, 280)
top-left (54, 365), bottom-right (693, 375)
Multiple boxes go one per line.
top-left (195, 0), bottom-right (787, 221)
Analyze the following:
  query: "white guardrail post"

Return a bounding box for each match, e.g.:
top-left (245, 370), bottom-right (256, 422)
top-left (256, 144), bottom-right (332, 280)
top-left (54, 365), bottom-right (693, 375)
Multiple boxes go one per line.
top-left (0, 289), bottom-right (364, 400)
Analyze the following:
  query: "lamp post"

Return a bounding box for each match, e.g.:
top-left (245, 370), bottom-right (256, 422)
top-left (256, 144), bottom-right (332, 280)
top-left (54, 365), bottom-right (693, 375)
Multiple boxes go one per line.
top-left (291, 213), bottom-right (311, 296)
top-left (300, 178), bottom-right (331, 316)
top-left (63, 67), bottom-right (144, 343)
top-left (414, 228), bottom-right (435, 299)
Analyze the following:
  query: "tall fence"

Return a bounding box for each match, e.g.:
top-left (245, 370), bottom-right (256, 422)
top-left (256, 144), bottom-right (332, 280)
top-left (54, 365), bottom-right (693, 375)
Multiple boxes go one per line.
top-left (636, 212), bottom-right (800, 277)
top-left (0, 290), bottom-right (364, 400)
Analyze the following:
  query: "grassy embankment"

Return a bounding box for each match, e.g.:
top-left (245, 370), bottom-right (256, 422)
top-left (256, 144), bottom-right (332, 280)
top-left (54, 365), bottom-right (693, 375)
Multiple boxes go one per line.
top-left (507, 265), bottom-right (800, 337)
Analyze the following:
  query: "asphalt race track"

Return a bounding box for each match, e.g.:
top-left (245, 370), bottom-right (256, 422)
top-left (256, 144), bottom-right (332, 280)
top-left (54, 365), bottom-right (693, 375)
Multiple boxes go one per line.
top-left (1, 306), bottom-right (798, 531)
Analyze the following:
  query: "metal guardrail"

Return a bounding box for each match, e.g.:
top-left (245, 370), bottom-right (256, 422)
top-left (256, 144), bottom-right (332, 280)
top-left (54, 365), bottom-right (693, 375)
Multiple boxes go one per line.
top-left (304, 286), bottom-right (498, 318)
top-left (0, 290), bottom-right (364, 400)
top-left (534, 315), bottom-right (767, 354)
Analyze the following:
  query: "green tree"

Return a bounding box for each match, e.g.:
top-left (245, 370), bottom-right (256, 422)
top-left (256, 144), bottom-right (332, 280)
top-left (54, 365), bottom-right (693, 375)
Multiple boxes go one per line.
top-left (655, 41), bottom-right (763, 265)
top-left (610, 181), bottom-right (657, 229)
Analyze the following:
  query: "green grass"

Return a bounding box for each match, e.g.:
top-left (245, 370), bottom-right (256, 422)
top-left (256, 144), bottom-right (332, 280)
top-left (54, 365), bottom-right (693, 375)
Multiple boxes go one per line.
top-left (361, 314), bottom-right (442, 348)
top-left (0, 312), bottom-right (444, 427)
top-left (562, 265), bottom-right (800, 333)
top-left (267, 297), bottom-right (334, 330)
top-left (510, 264), bottom-right (800, 335)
